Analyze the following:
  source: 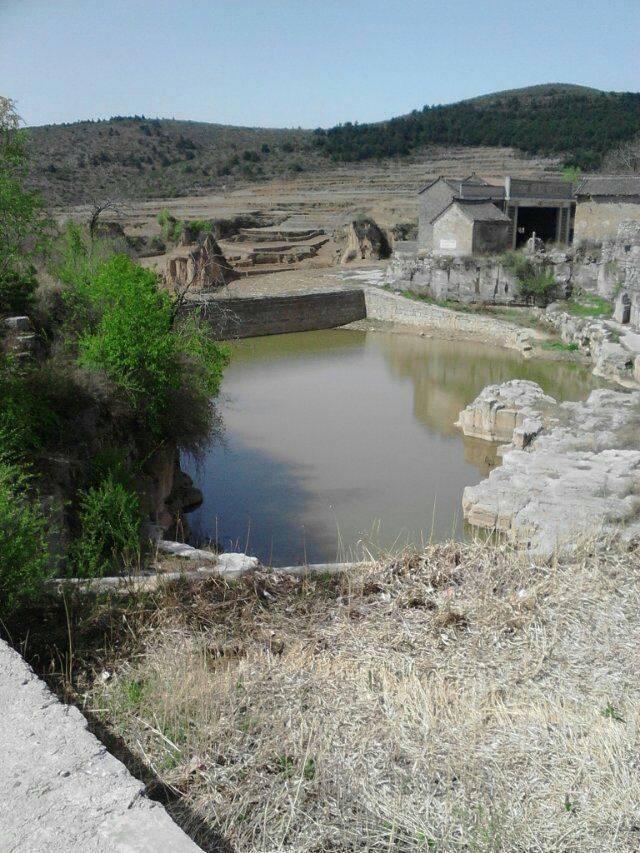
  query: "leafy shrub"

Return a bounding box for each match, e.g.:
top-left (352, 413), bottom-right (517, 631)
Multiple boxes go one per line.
top-left (562, 165), bottom-right (582, 184)
top-left (73, 254), bottom-right (229, 443)
top-left (70, 474), bottom-right (141, 578)
top-left (157, 209), bottom-right (182, 244)
top-left (0, 268), bottom-right (38, 314)
top-left (500, 251), bottom-right (556, 304)
top-left (0, 360), bottom-right (61, 458)
top-left (182, 219), bottom-right (213, 243)
top-left (0, 460), bottom-right (51, 614)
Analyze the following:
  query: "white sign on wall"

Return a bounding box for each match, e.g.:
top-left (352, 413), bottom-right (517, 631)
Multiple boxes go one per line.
top-left (439, 239), bottom-right (457, 249)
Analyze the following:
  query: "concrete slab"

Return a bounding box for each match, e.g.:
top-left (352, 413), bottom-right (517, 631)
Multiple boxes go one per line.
top-left (0, 639), bottom-right (202, 852)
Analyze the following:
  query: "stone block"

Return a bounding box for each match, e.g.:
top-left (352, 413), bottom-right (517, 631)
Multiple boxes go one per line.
top-left (3, 315), bottom-right (32, 331)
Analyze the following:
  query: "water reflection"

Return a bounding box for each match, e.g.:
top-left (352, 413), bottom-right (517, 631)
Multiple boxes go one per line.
top-left (184, 329), bottom-right (599, 564)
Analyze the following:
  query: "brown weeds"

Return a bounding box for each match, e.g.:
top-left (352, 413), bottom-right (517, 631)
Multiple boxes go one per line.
top-left (83, 539), bottom-right (640, 851)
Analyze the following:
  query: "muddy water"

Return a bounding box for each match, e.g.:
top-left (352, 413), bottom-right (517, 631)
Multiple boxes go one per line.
top-left (183, 329), bottom-right (599, 565)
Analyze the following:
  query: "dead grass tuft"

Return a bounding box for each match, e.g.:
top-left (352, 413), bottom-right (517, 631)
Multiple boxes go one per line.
top-left (82, 538), bottom-right (640, 851)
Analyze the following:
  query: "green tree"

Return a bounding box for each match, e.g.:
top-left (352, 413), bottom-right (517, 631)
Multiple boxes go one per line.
top-left (0, 97), bottom-right (47, 313)
top-left (70, 253), bottom-right (229, 443)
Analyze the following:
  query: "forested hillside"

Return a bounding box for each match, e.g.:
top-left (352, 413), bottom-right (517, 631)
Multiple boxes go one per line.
top-left (315, 87), bottom-right (640, 170)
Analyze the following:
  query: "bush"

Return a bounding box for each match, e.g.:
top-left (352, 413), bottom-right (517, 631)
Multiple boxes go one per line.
top-left (500, 251), bottom-right (556, 304)
top-left (70, 474), bottom-right (141, 578)
top-left (0, 460), bottom-right (52, 614)
top-left (0, 360), bottom-right (62, 458)
top-left (0, 268), bottom-right (38, 314)
top-left (72, 254), bottom-right (229, 444)
top-left (53, 220), bottom-right (116, 302)
top-left (157, 209), bottom-right (181, 244)
top-left (182, 219), bottom-right (213, 243)
top-left (149, 235), bottom-right (166, 254)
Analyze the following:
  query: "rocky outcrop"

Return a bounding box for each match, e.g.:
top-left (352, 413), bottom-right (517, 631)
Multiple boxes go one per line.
top-left (597, 220), bottom-right (640, 299)
top-left (455, 380), bottom-right (553, 446)
top-left (2, 314), bottom-right (40, 363)
top-left (385, 249), bottom-right (565, 306)
top-left (165, 233), bottom-right (237, 293)
top-left (384, 238), bottom-right (614, 308)
top-left (341, 218), bottom-right (391, 265)
top-left (543, 304), bottom-right (637, 386)
top-left (458, 382), bottom-right (640, 554)
top-left (136, 446), bottom-right (202, 537)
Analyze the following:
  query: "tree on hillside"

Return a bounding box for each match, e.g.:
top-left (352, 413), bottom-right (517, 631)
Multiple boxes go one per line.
top-left (0, 97), bottom-right (48, 313)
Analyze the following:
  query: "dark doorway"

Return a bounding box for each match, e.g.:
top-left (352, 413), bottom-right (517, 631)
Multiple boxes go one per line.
top-left (515, 206), bottom-right (558, 247)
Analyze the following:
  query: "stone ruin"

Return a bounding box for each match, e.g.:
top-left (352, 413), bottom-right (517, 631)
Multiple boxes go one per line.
top-left (341, 218), bottom-right (391, 265)
top-left (599, 220), bottom-right (640, 331)
top-left (165, 233), bottom-right (237, 294)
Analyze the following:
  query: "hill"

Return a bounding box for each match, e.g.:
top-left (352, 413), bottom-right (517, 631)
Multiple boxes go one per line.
top-left (26, 118), bottom-right (324, 205)
top-left (25, 84), bottom-right (640, 205)
top-left (315, 85), bottom-right (640, 169)
top-left (463, 82), bottom-right (605, 105)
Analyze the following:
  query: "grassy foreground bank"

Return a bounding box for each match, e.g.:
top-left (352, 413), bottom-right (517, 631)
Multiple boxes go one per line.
top-left (23, 538), bottom-right (640, 852)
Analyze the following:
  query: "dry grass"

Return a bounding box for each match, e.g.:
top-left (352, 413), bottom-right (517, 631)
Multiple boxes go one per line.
top-left (84, 539), bottom-right (640, 851)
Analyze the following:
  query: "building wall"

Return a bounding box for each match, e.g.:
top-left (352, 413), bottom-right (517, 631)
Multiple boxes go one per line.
top-left (473, 220), bottom-right (511, 254)
top-left (418, 181), bottom-right (455, 252)
top-left (433, 205), bottom-right (474, 256)
top-left (574, 198), bottom-right (640, 243)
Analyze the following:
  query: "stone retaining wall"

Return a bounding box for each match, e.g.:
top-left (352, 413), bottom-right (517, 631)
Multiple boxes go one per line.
top-left (0, 638), bottom-right (201, 852)
top-left (364, 286), bottom-right (533, 351)
top-left (197, 289), bottom-right (367, 339)
top-left (386, 245), bottom-right (601, 303)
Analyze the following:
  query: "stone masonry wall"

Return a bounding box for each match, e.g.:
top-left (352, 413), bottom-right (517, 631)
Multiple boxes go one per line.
top-left (386, 251), bottom-right (521, 304)
top-left (196, 289), bottom-right (367, 339)
top-left (364, 286), bottom-right (533, 351)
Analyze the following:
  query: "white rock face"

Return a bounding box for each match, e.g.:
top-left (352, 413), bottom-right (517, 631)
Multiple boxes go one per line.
top-left (459, 384), bottom-right (640, 554)
top-left (455, 380), bottom-right (554, 446)
top-left (157, 540), bottom-right (259, 577)
top-left (2, 315), bottom-right (32, 331)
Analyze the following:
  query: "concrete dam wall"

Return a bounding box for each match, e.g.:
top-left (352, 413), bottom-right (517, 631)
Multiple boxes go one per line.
top-left (202, 289), bottom-right (367, 339)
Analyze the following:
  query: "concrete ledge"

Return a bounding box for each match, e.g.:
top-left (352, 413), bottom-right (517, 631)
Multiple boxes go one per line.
top-left (0, 639), bottom-right (201, 852)
top-left (46, 557), bottom-right (371, 595)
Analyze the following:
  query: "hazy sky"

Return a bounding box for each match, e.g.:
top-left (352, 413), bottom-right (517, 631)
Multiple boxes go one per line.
top-left (2, 0), bottom-right (639, 129)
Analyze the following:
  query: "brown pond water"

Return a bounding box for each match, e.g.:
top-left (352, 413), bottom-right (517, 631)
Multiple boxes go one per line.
top-left (183, 329), bottom-right (600, 565)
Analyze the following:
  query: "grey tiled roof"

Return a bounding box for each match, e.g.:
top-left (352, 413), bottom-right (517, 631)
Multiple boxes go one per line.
top-left (576, 175), bottom-right (640, 197)
top-left (418, 174), bottom-right (489, 194)
top-left (432, 200), bottom-right (510, 224)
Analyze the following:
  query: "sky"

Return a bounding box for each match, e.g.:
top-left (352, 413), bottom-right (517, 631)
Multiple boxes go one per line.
top-left (2, 0), bottom-right (639, 129)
